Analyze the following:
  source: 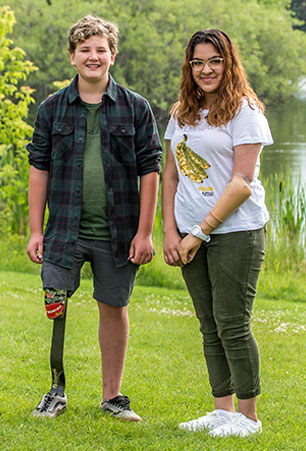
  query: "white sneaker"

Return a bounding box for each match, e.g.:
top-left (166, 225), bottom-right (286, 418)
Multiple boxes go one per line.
top-left (31, 391), bottom-right (67, 418)
top-left (210, 412), bottom-right (262, 437)
top-left (178, 409), bottom-right (233, 432)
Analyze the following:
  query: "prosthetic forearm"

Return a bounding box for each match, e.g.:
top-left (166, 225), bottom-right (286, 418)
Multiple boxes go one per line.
top-left (202, 174), bottom-right (252, 234)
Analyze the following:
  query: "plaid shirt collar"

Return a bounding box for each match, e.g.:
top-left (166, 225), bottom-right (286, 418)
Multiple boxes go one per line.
top-left (67, 74), bottom-right (118, 104)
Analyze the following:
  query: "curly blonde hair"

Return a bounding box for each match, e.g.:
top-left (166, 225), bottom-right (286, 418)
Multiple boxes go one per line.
top-left (68, 15), bottom-right (119, 56)
top-left (171, 29), bottom-right (264, 127)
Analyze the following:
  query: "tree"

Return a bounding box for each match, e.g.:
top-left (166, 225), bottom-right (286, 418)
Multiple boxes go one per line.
top-left (0, 6), bottom-right (37, 235)
top-left (290, 0), bottom-right (306, 31)
top-left (208, 0), bottom-right (306, 104)
top-left (4, 0), bottom-right (306, 128)
top-left (3, 0), bottom-right (110, 116)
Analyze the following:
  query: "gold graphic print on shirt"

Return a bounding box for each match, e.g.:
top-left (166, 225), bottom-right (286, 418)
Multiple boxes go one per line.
top-left (176, 134), bottom-right (210, 183)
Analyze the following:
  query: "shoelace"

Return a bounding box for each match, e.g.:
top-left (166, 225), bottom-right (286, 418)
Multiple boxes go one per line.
top-left (39, 393), bottom-right (54, 412)
top-left (109, 395), bottom-right (130, 410)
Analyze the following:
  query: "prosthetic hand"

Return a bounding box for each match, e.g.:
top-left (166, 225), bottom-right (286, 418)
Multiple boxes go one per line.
top-left (180, 174), bottom-right (252, 265)
top-left (202, 173), bottom-right (252, 234)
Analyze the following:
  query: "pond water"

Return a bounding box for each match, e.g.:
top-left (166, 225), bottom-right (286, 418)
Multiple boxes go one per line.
top-left (262, 98), bottom-right (306, 248)
top-left (262, 99), bottom-right (306, 183)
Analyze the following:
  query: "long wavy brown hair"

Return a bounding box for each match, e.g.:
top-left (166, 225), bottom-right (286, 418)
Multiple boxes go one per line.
top-left (171, 29), bottom-right (265, 127)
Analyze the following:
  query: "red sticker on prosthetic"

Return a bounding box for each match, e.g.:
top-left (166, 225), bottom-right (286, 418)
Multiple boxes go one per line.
top-left (44, 288), bottom-right (66, 319)
top-left (45, 301), bottom-right (65, 319)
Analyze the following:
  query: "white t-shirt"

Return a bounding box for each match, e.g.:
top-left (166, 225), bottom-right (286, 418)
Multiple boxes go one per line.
top-left (164, 99), bottom-right (273, 234)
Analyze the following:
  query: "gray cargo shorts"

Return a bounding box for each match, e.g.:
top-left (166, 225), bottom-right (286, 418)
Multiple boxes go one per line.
top-left (41, 239), bottom-right (139, 307)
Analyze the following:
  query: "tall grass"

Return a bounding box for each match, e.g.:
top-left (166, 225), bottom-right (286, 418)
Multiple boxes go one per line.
top-left (263, 174), bottom-right (306, 273)
top-left (0, 144), bottom-right (29, 236)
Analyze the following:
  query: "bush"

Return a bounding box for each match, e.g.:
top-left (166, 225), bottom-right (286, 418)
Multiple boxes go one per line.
top-left (0, 6), bottom-right (36, 236)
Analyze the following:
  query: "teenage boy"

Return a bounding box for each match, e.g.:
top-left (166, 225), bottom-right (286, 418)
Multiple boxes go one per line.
top-left (26, 15), bottom-right (162, 421)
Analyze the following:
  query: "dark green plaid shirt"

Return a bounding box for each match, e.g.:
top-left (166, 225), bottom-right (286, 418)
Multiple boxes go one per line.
top-left (27, 75), bottom-right (162, 268)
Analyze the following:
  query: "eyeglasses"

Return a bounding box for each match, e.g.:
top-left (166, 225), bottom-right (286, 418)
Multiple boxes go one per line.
top-left (189, 57), bottom-right (224, 71)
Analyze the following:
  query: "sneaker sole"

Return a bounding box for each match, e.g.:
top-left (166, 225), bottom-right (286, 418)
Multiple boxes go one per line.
top-left (210, 424), bottom-right (262, 437)
top-left (31, 405), bottom-right (67, 419)
top-left (102, 411), bottom-right (142, 421)
top-left (100, 406), bottom-right (142, 422)
top-left (114, 416), bottom-right (142, 422)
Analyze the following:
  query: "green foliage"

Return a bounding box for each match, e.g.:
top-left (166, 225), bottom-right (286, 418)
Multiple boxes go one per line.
top-left (278, 176), bottom-right (306, 243)
top-left (4, 0), bottom-right (306, 126)
top-left (0, 6), bottom-right (37, 235)
top-left (256, 0), bottom-right (290, 5)
top-left (258, 271), bottom-right (306, 302)
top-left (263, 174), bottom-right (306, 274)
top-left (290, 0), bottom-right (306, 31)
top-left (1, 272), bottom-right (306, 449)
top-left (205, 0), bottom-right (306, 105)
top-left (3, 0), bottom-right (110, 106)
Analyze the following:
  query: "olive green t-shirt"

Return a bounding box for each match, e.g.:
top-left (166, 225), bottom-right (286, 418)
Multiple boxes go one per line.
top-left (78, 102), bottom-right (111, 240)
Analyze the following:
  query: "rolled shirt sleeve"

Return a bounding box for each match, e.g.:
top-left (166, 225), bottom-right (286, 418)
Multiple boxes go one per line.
top-left (27, 101), bottom-right (53, 171)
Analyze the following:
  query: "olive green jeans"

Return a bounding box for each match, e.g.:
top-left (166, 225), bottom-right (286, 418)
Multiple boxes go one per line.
top-left (181, 227), bottom-right (266, 399)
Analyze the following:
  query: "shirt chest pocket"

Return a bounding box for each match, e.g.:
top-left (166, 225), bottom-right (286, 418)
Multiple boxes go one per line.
top-left (109, 124), bottom-right (136, 162)
top-left (52, 122), bottom-right (74, 160)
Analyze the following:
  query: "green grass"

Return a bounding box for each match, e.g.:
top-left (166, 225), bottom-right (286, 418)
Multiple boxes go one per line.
top-left (1, 271), bottom-right (306, 450)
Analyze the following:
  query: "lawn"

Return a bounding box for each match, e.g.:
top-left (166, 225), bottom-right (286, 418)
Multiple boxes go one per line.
top-left (1, 271), bottom-right (306, 450)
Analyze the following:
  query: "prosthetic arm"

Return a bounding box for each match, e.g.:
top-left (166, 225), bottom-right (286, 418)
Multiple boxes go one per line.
top-left (201, 173), bottom-right (252, 234)
top-left (181, 173), bottom-right (253, 265)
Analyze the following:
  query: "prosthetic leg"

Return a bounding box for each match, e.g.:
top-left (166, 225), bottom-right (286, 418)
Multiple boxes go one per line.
top-left (49, 307), bottom-right (67, 396)
top-left (32, 289), bottom-right (68, 417)
top-left (45, 288), bottom-right (68, 396)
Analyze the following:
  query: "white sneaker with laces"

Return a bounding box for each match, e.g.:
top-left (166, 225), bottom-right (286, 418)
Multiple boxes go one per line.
top-left (31, 391), bottom-right (67, 418)
top-left (210, 412), bottom-right (262, 437)
top-left (178, 409), bottom-right (233, 432)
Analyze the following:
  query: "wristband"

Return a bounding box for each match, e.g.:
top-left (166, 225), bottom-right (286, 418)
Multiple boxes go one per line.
top-left (191, 225), bottom-right (211, 243)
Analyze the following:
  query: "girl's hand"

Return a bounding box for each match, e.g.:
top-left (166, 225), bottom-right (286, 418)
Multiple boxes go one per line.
top-left (178, 234), bottom-right (202, 265)
top-left (163, 231), bottom-right (183, 267)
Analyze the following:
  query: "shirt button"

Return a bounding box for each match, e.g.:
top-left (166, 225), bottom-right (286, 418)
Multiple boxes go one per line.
top-left (121, 128), bottom-right (126, 133)
top-left (78, 137), bottom-right (83, 143)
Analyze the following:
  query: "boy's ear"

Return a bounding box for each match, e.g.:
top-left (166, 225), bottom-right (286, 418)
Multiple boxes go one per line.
top-left (110, 53), bottom-right (116, 66)
top-left (70, 52), bottom-right (76, 67)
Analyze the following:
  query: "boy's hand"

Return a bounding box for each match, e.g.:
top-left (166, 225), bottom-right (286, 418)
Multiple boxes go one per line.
top-left (178, 234), bottom-right (201, 265)
top-left (163, 230), bottom-right (183, 267)
top-left (27, 233), bottom-right (44, 264)
top-left (128, 233), bottom-right (154, 265)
